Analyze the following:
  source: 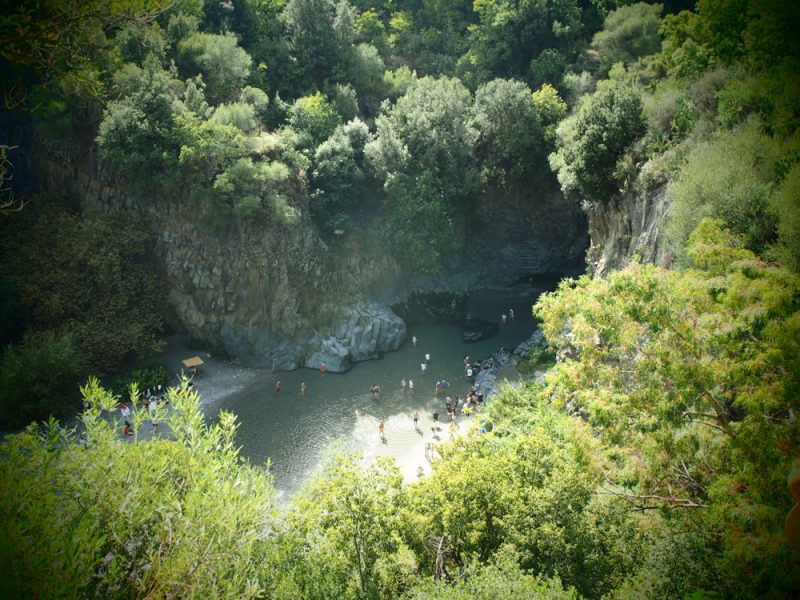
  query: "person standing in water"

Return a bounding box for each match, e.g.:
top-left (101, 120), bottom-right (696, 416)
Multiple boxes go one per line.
top-left (370, 384), bottom-right (381, 400)
top-left (275, 380), bottom-right (281, 394)
top-left (378, 419), bottom-right (385, 439)
top-left (300, 382), bottom-right (306, 397)
top-left (401, 378), bottom-right (407, 393)
top-left (320, 362), bottom-right (327, 375)
top-left (412, 335), bottom-right (417, 347)
top-left (408, 379), bottom-right (414, 393)
top-left (413, 410), bottom-right (420, 430)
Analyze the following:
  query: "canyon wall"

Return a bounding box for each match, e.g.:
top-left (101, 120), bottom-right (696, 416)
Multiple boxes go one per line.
top-left (31, 135), bottom-right (588, 370)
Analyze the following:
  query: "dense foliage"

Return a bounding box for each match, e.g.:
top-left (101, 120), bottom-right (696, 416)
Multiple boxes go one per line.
top-left (0, 203), bottom-right (167, 427)
top-left (2, 0), bottom-right (799, 598)
top-left (536, 219), bottom-right (800, 597)
top-left (0, 380), bottom-right (272, 598)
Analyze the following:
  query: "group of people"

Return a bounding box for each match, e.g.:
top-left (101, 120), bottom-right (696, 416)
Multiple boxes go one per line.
top-left (369, 335), bottom-right (493, 479)
top-left (420, 351), bottom-right (431, 373)
top-left (119, 384), bottom-right (168, 437)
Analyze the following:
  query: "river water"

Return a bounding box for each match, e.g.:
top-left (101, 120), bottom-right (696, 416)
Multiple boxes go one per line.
top-left (216, 281), bottom-right (559, 501)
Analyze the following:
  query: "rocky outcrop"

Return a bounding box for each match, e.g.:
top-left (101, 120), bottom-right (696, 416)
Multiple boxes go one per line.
top-left (31, 139), bottom-right (404, 370)
top-left (584, 184), bottom-right (673, 277)
top-left (513, 328), bottom-right (547, 359)
top-left (304, 303), bottom-right (406, 372)
top-left (462, 318), bottom-right (499, 343)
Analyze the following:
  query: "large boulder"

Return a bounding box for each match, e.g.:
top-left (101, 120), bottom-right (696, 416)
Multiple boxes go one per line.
top-left (305, 338), bottom-right (352, 373)
top-left (219, 322), bottom-right (304, 370)
top-left (304, 303), bottom-right (406, 372)
top-left (474, 360), bottom-right (499, 400)
top-left (344, 303), bottom-right (407, 360)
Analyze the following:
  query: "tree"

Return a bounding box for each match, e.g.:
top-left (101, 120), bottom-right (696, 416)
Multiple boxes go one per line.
top-left (280, 454), bottom-right (408, 597)
top-left (0, 380), bottom-right (273, 598)
top-left (173, 111), bottom-right (247, 190)
top-left (114, 20), bottom-right (167, 66)
top-left (285, 0), bottom-right (356, 88)
top-left (346, 43), bottom-right (386, 115)
top-left (407, 399), bottom-right (637, 598)
top-left (0, 0), bottom-right (176, 109)
top-left (471, 79), bottom-right (565, 185)
top-left (461, 0), bottom-right (583, 88)
top-left (288, 92), bottom-right (343, 150)
top-left (771, 163), bottom-right (800, 271)
top-left (0, 204), bottom-right (167, 375)
top-left (365, 76), bottom-right (480, 272)
top-left (660, 0), bottom-right (748, 78)
top-left (176, 32), bottom-right (252, 104)
top-left (212, 102), bottom-right (259, 133)
top-left (405, 548), bottom-right (579, 600)
top-left (591, 3), bottom-right (663, 76)
top-left (535, 220), bottom-right (800, 597)
top-left (212, 157), bottom-right (293, 221)
top-left (666, 119), bottom-right (782, 255)
top-left (311, 119), bottom-right (371, 232)
top-left (97, 57), bottom-right (184, 185)
top-left (550, 78), bottom-right (646, 202)
top-left (0, 331), bottom-right (85, 429)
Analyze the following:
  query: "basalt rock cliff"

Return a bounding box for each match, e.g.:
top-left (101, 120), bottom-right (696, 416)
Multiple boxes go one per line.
top-left (31, 136), bottom-right (588, 370)
top-left (583, 184), bottom-right (673, 277)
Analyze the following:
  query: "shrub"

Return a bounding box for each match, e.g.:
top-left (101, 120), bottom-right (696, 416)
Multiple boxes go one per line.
top-left (0, 331), bottom-right (85, 429)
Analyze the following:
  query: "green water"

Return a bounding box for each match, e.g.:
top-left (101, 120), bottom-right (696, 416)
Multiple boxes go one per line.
top-left (217, 284), bottom-right (553, 500)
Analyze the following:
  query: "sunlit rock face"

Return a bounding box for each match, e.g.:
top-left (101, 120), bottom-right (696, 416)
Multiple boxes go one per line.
top-left (583, 184), bottom-right (673, 277)
top-left (304, 304), bottom-right (407, 373)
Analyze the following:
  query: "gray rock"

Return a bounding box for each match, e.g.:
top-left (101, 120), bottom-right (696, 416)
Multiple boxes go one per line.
top-left (474, 361), bottom-right (499, 400)
top-left (304, 352), bottom-right (350, 373)
top-left (492, 348), bottom-right (511, 366)
top-left (513, 328), bottom-right (547, 358)
top-left (305, 303), bottom-right (406, 371)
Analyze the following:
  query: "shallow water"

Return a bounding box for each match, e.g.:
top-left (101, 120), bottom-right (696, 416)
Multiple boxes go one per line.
top-left (217, 283), bottom-right (556, 499)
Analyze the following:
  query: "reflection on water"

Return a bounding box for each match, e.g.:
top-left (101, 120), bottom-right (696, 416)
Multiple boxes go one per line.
top-left (217, 283), bottom-right (555, 499)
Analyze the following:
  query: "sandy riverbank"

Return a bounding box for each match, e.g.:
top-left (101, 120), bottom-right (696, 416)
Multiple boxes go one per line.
top-left (158, 334), bottom-right (274, 411)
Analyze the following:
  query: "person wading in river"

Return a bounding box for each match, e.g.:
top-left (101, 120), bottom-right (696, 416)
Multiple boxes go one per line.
top-left (378, 419), bottom-right (385, 440)
top-left (370, 384), bottom-right (381, 400)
